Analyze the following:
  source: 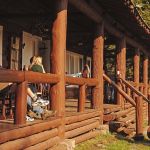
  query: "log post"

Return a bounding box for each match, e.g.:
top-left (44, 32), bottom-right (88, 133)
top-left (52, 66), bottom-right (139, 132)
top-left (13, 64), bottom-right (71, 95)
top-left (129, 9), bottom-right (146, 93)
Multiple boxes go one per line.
top-left (116, 36), bottom-right (126, 106)
top-left (14, 81), bottom-right (27, 125)
top-left (135, 96), bottom-right (144, 140)
top-left (50, 0), bottom-right (68, 139)
top-left (134, 49), bottom-right (140, 89)
top-left (92, 23), bottom-right (104, 124)
top-left (133, 49), bottom-right (140, 100)
top-left (143, 55), bottom-right (148, 97)
top-left (148, 94), bottom-right (150, 125)
top-left (78, 84), bottom-right (86, 112)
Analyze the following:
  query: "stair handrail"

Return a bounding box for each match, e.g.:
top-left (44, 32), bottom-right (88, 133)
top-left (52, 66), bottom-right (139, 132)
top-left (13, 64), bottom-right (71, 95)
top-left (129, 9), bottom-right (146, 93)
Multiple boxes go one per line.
top-left (103, 73), bottom-right (136, 106)
top-left (118, 76), bottom-right (150, 103)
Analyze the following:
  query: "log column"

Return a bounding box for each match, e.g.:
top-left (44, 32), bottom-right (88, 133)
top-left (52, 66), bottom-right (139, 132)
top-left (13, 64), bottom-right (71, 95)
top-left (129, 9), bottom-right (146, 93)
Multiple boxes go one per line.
top-left (116, 36), bottom-right (126, 106)
top-left (134, 49), bottom-right (140, 89)
top-left (15, 81), bottom-right (27, 124)
top-left (148, 94), bottom-right (150, 125)
top-left (50, 0), bottom-right (68, 138)
top-left (143, 55), bottom-right (148, 97)
top-left (135, 96), bottom-right (144, 140)
top-left (92, 23), bottom-right (104, 124)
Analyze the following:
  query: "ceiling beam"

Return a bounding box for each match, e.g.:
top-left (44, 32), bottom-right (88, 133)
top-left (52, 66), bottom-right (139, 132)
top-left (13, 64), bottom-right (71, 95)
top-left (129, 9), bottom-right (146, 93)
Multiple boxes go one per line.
top-left (68, 0), bottom-right (150, 56)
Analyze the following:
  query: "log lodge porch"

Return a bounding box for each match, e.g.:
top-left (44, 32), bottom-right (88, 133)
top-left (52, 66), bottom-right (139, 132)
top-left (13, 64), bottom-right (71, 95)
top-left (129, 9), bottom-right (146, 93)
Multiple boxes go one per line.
top-left (0, 0), bottom-right (150, 149)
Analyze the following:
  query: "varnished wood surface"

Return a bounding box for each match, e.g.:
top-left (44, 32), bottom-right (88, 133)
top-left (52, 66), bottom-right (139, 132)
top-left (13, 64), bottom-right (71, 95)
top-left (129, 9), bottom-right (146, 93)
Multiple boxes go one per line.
top-left (0, 103), bottom-right (123, 133)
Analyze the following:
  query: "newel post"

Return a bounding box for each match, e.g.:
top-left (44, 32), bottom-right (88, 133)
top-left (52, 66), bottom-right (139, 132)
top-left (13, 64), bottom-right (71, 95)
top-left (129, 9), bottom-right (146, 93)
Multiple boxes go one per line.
top-left (50, 0), bottom-right (68, 138)
top-left (14, 81), bottom-right (27, 125)
top-left (92, 23), bottom-right (104, 124)
top-left (135, 96), bottom-right (144, 140)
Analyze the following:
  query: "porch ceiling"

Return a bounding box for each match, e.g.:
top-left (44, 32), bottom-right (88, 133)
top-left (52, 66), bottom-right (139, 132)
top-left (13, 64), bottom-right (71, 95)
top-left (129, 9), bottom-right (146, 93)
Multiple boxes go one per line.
top-left (0, 0), bottom-right (149, 51)
top-left (95, 0), bottom-right (150, 49)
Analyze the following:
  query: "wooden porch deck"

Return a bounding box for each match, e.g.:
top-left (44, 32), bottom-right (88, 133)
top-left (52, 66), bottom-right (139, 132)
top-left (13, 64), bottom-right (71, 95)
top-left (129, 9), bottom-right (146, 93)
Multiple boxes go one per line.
top-left (0, 103), bottom-right (119, 133)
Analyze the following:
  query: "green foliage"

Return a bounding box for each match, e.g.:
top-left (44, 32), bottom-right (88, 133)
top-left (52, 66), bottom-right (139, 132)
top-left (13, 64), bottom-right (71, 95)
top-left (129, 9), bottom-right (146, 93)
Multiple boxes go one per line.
top-left (134, 0), bottom-right (150, 26)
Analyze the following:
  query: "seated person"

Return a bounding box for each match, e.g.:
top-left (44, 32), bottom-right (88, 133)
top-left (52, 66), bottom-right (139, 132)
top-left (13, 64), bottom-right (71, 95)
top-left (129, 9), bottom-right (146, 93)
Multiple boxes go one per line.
top-left (30, 56), bottom-right (45, 73)
top-left (26, 56), bottom-right (55, 120)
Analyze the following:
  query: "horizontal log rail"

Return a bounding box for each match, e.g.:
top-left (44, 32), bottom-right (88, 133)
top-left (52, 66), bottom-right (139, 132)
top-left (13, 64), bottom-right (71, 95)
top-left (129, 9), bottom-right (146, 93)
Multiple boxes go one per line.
top-left (103, 73), bottom-right (136, 107)
top-left (0, 70), bottom-right (60, 84)
top-left (66, 76), bottom-right (99, 86)
top-left (0, 70), bottom-right (24, 83)
top-left (25, 71), bottom-right (60, 84)
top-left (119, 77), bottom-right (150, 103)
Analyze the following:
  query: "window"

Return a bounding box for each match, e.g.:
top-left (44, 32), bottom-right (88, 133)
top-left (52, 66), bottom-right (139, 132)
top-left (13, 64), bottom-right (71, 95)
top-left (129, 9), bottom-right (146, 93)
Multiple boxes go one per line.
top-left (10, 37), bottom-right (20, 70)
top-left (66, 51), bottom-right (83, 75)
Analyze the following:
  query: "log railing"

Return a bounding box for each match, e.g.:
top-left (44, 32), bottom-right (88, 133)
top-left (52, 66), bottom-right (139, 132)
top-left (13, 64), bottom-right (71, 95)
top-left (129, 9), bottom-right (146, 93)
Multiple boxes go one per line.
top-left (103, 73), bottom-right (150, 139)
top-left (66, 76), bottom-right (99, 112)
top-left (119, 77), bottom-right (150, 103)
top-left (103, 74), bottom-right (136, 106)
top-left (118, 76), bottom-right (150, 140)
top-left (0, 70), bottom-right (60, 125)
top-left (0, 70), bottom-right (99, 124)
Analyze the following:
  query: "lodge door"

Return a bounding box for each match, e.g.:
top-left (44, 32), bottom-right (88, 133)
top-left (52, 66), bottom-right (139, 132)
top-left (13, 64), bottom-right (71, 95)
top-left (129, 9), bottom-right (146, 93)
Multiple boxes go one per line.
top-left (10, 36), bottom-right (20, 70)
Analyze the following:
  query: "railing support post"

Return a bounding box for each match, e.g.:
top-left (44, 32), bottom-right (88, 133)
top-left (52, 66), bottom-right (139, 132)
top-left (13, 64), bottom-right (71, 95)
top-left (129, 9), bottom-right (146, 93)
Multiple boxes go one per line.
top-left (148, 94), bottom-right (150, 125)
top-left (14, 81), bottom-right (27, 125)
top-left (78, 84), bottom-right (86, 112)
top-left (135, 96), bottom-right (144, 140)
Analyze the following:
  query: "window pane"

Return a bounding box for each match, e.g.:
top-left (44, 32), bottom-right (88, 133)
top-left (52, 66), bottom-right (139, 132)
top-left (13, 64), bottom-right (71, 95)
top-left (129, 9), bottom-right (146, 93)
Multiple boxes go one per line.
top-left (70, 55), bottom-right (74, 74)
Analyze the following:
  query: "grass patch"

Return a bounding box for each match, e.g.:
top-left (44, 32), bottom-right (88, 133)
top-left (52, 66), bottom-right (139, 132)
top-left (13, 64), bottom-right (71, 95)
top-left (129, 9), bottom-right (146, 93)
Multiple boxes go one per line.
top-left (75, 132), bottom-right (150, 150)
